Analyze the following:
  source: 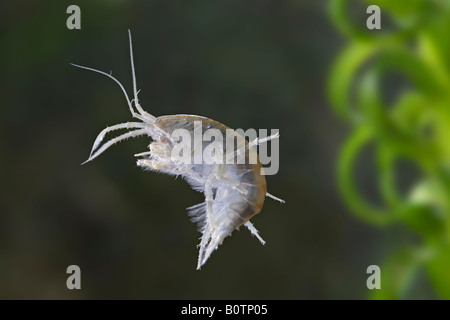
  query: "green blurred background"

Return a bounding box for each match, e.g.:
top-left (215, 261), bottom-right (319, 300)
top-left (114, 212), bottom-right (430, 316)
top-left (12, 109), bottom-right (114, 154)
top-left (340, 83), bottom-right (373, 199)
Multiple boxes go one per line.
top-left (0, 0), bottom-right (448, 299)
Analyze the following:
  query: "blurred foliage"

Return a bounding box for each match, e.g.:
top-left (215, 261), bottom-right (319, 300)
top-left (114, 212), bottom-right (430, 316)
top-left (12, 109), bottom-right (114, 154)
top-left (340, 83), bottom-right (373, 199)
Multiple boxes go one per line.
top-left (328, 0), bottom-right (450, 299)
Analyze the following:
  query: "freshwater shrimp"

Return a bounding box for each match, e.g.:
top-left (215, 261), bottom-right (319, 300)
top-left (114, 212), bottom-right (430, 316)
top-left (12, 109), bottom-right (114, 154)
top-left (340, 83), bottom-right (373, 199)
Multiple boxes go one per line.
top-left (73, 30), bottom-right (284, 269)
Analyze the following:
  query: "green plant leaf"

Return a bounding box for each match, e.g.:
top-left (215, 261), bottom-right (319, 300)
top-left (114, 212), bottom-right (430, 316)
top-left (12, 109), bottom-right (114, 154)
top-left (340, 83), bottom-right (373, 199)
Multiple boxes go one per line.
top-left (426, 245), bottom-right (450, 299)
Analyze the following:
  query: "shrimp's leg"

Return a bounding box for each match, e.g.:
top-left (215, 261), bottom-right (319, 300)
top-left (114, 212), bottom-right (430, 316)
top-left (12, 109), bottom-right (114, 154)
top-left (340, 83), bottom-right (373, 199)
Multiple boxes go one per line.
top-left (137, 157), bottom-right (171, 171)
top-left (134, 151), bottom-right (152, 157)
top-left (244, 221), bottom-right (266, 245)
top-left (87, 122), bottom-right (150, 158)
top-left (247, 132), bottom-right (280, 148)
top-left (224, 132), bottom-right (280, 164)
top-left (266, 192), bottom-right (285, 203)
top-left (83, 129), bottom-right (149, 164)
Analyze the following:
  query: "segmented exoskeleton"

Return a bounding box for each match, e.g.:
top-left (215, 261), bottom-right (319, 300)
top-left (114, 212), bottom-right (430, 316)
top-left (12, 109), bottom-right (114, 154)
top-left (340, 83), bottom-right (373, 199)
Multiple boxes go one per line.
top-left (73, 31), bottom-right (284, 269)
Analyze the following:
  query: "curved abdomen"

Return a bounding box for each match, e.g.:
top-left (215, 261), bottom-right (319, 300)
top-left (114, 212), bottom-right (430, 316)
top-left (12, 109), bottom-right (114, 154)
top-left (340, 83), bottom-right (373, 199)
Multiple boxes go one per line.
top-left (155, 114), bottom-right (267, 229)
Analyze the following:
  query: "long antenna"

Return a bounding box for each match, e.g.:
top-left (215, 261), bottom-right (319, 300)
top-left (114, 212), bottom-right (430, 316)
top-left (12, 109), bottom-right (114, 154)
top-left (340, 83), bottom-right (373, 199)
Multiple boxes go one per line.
top-left (128, 29), bottom-right (146, 116)
top-left (70, 63), bottom-right (139, 119)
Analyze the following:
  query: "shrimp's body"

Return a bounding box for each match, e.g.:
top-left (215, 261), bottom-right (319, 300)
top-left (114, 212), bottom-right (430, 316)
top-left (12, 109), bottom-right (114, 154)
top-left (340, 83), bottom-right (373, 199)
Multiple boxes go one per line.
top-left (73, 31), bottom-right (283, 269)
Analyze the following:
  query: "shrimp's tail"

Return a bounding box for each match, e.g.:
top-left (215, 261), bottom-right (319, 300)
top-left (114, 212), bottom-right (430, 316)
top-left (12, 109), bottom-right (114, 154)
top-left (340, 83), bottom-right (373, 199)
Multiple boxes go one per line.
top-left (196, 224), bottom-right (232, 270)
top-left (189, 202), bottom-right (254, 270)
